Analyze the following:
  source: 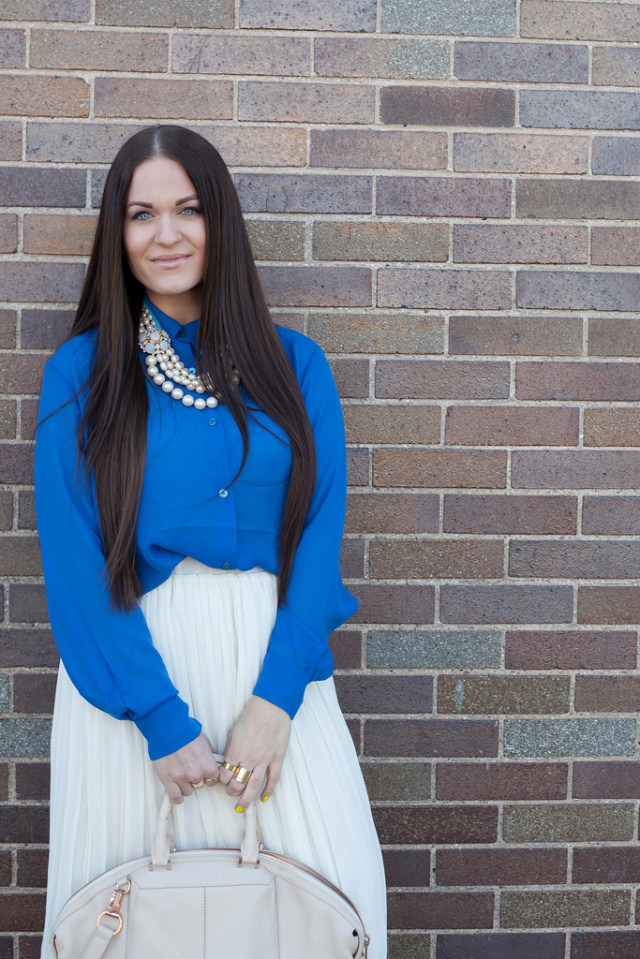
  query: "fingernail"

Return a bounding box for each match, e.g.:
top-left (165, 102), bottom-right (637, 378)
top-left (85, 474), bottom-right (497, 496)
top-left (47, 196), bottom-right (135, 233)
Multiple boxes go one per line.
top-left (262, 795), bottom-right (269, 803)
top-left (235, 805), bottom-right (244, 813)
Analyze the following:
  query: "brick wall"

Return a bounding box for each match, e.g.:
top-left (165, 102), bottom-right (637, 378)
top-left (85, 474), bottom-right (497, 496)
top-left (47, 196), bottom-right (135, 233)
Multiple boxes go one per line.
top-left (2, 0), bottom-right (640, 955)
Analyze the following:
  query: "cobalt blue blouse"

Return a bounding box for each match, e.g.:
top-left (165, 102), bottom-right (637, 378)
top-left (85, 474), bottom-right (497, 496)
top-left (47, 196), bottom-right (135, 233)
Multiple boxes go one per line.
top-left (34, 301), bottom-right (358, 760)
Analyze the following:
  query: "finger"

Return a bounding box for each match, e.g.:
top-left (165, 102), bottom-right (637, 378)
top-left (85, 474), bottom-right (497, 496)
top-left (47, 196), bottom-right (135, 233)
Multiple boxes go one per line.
top-left (260, 763), bottom-right (282, 803)
top-left (167, 782), bottom-right (185, 804)
top-left (232, 767), bottom-right (267, 810)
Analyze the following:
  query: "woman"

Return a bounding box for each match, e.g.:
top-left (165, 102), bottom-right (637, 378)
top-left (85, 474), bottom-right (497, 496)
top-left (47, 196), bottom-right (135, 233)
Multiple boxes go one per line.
top-left (35, 125), bottom-right (386, 957)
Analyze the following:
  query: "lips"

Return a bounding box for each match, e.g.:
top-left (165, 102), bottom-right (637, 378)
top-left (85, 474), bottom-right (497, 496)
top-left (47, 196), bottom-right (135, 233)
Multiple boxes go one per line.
top-left (151, 254), bottom-right (190, 267)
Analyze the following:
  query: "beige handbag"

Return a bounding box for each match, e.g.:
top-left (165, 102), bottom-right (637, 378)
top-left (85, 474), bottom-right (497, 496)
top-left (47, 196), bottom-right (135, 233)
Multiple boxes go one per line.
top-left (51, 789), bottom-right (370, 959)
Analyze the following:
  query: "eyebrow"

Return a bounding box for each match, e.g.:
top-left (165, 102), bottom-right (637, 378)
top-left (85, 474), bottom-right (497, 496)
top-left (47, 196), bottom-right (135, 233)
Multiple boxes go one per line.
top-left (126, 194), bottom-right (200, 208)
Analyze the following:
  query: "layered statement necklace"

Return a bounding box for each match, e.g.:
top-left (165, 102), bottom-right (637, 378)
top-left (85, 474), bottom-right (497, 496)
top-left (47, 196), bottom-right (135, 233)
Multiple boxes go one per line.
top-left (138, 303), bottom-right (239, 410)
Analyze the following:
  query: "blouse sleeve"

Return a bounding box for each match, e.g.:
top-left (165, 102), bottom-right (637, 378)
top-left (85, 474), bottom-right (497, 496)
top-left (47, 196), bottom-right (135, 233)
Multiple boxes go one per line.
top-left (252, 341), bottom-right (358, 717)
top-left (35, 357), bottom-right (202, 760)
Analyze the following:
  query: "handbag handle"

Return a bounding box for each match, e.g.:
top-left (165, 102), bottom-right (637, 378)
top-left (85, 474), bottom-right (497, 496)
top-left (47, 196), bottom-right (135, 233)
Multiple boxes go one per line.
top-left (151, 753), bottom-right (260, 868)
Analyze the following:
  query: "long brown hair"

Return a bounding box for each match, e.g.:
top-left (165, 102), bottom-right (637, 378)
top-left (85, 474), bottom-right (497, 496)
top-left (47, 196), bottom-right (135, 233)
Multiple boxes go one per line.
top-left (70, 125), bottom-right (316, 611)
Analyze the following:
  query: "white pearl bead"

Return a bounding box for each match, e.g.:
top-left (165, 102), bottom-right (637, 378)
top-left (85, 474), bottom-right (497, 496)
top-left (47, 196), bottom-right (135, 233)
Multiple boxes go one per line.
top-left (162, 380), bottom-right (174, 393)
top-left (153, 373), bottom-right (165, 385)
top-left (206, 396), bottom-right (218, 408)
top-left (166, 347), bottom-right (175, 355)
top-left (195, 385), bottom-right (205, 393)
top-left (171, 387), bottom-right (184, 400)
top-left (145, 355), bottom-right (156, 366)
top-left (160, 361), bottom-right (167, 371)
top-left (182, 394), bottom-right (195, 407)
top-left (146, 365), bottom-right (157, 376)
top-left (194, 398), bottom-right (206, 410)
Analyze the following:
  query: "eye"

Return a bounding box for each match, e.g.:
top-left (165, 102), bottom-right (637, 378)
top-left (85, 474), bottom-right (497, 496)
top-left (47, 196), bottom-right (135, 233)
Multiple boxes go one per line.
top-left (181, 206), bottom-right (201, 216)
top-left (131, 210), bottom-right (152, 221)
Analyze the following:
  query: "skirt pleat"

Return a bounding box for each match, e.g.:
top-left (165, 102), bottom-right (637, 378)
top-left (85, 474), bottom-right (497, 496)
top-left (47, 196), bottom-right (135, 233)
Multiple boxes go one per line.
top-left (41, 559), bottom-right (387, 958)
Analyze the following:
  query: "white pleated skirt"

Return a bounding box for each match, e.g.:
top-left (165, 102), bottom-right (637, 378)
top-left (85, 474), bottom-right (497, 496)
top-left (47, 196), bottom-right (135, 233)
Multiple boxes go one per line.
top-left (41, 559), bottom-right (387, 959)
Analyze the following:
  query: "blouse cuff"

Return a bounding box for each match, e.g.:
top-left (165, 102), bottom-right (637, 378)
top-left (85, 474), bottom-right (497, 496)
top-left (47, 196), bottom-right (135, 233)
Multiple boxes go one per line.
top-left (134, 695), bottom-right (202, 760)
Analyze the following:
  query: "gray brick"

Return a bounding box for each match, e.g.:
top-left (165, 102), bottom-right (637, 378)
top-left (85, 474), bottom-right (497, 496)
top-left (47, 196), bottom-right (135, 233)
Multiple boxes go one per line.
top-left (377, 176), bottom-right (511, 218)
top-left (0, 263), bottom-right (85, 304)
top-left (173, 35), bottom-right (309, 76)
top-left (381, 0), bottom-right (517, 37)
top-left (239, 0), bottom-right (377, 31)
top-left (96, 0), bottom-right (234, 27)
top-left (517, 271), bottom-right (640, 312)
top-left (27, 122), bottom-right (146, 163)
top-left (236, 174), bottom-right (371, 214)
top-left (3, 0), bottom-right (89, 19)
top-left (504, 719), bottom-right (637, 758)
top-left (0, 718), bottom-right (51, 757)
top-left (0, 676), bottom-right (8, 713)
top-left (361, 762), bottom-right (432, 801)
top-left (455, 41), bottom-right (588, 83)
top-left (500, 890), bottom-right (629, 930)
top-left (0, 29), bottom-right (26, 69)
top-left (504, 803), bottom-right (635, 843)
top-left (367, 629), bottom-right (502, 669)
top-left (521, 91), bottom-right (640, 130)
top-left (246, 220), bottom-right (305, 261)
top-left (517, 180), bottom-right (640, 220)
top-left (315, 38), bottom-right (449, 79)
top-left (593, 46), bottom-right (640, 87)
top-left (378, 269), bottom-right (511, 311)
top-left (593, 137), bottom-right (640, 176)
top-left (0, 167), bottom-right (85, 207)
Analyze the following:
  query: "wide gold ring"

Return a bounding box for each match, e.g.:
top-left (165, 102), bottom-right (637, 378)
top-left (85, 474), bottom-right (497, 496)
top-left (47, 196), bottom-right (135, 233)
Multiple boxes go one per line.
top-left (189, 778), bottom-right (205, 789)
top-left (204, 776), bottom-right (218, 784)
top-left (220, 761), bottom-right (239, 774)
top-left (233, 765), bottom-right (253, 785)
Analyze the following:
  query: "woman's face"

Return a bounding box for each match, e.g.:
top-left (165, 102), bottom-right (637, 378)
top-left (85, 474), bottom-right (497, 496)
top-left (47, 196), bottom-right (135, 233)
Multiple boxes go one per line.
top-left (123, 157), bottom-right (206, 322)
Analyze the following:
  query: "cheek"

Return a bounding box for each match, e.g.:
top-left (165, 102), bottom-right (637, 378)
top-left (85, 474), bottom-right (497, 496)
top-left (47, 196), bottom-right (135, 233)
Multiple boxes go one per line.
top-left (123, 227), bottom-right (146, 276)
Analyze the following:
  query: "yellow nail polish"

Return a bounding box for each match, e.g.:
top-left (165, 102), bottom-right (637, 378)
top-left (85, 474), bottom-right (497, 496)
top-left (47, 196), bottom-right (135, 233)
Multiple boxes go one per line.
top-left (262, 795), bottom-right (269, 803)
top-left (235, 805), bottom-right (244, 813)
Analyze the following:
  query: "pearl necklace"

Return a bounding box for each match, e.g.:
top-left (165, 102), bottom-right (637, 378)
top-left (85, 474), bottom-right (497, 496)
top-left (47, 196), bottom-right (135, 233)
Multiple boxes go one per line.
top-left (138, 304), bottom-right (239, 410)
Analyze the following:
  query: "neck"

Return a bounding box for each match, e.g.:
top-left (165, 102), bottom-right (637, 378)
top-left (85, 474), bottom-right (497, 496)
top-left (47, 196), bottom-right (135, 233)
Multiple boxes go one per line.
top-left (145, 289), bottom-right (201, 325)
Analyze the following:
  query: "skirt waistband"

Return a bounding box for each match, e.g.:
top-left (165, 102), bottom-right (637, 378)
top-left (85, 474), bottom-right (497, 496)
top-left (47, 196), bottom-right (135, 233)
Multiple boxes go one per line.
top-left (172, 557), bottom-right (270, 577)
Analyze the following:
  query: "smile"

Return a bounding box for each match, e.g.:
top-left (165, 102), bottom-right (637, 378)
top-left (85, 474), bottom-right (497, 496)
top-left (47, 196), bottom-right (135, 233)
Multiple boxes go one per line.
top-left (151, 255), bottom-right (190, 268)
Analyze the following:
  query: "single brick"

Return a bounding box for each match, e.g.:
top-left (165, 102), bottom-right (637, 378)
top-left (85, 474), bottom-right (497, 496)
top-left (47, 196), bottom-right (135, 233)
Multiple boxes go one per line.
top-left (18, 491), bottom-right (37, 530)
top-left (449, 315), bottom-right (582, 357)
top-left (239, 0), bottom-right (376, 31)
top-left (376, 361), bottom-right (510, 400)
top-left (518, 180), bottom-right (640, 221)
top-left (0, 767), bottom-right (7, 802)
top-left (369, 540), bottom-right (503, 580)
top-left (501, 890), bottom-right (629, 930)
top-left (437, 848), bottom-right (566, 887)
top-left (506, 630), bottom-right (636, 670)
top-left (511, 540), bottom-right (640, 579)
top-left (576, 677), bottom-right (640, 714)
top-left (0, 492), bottom-right (12, 531)
top-left (373, 805), bottom-right (497, 846)
top-left (329, 629), bottom-right (361, 670)
top-left (444, 494), bottom-right (577, 535)
top-left (23, 214), bottom-right (97, 257)
top-left (521, 90), bottom-right (640, 129)
top-left (343, 405), bottom-right (440, 445)
top-left (0, 629), bottom-right (57, 668)
top-left (258, 267), bottom-right (371, 308)
top-left (315, 37), bottom-right (449, 79)
top-left (0, 357), bottom-right (46, 395)
top-left (310, 129), bottom-right (447, 170)
top-left (438, 676), bottom-right (570, 716)
top-left (13, 674), bottom-right (56, 714)
top-left (377, 175), bottom-right (511, 218)
top-left (314, 221), bottom-right (448, 262)
top-left (441, 585), bottom-right (573, 625)
top-left (3, 0), bottom-right (89, 18)
top-left (513, 450), bottom-right (640, 489)
top-left (589, 318), bottom-right (640, 356)
top-left (237, 174), bottom-right (372, 214)
top-left (0, 719), bottom-right (51, 758)
top-left (378, 269), bottom-right (511, 310)
top-left (17, 850), bottom-right (48, 888)
top-left (579, 587), bottom-right (640, 624)
top-left (173, 35), bottom-right (309, 75)
top-left (95, 78), bottom-right (233, 120)
top-left (436, 762), bottom-right (568, 801)
top-left (0, 892), bottom-right (46, 932)
top-left (367, 628), bottom-right (502, 669)
top-left (453, 224), bottom-right (587, 265)
top-left (0, 403), bottom-right (15, 440)
top-left (347, 448), bottom-right (368, 486)
top-left (446, 407), bottom-right (578, 447)
top-left (346, 493), bottom-right (438, 534)
top-left (593, 46), bottom-right (640, 86)
top-left (30, 29), bottom-right (168, 71)
top-left (15, 763), bottom-right (50, 801)
top-left (0, 168), bottom-right (85, 207)
top-left (585, 409), bottom-right (640, 447)
top-left (27, 121), bottom-right (145, 163)
top-left (0, 75), bottom-right (88, 116)
top-left (437, 933), bottom-right (565, 959)
top-left (0, 445), bottom-right (34, 485)
top-left (574, 762), bottom-right (640, 800)
top-left (592, 227), bottom-right (640, 267)
top-left (350, 584), bottom-right (435, 624)
top-left (521, 1), bottom-right (640, 41)
top-left (381, 0), bottom-right (517, 37)
top-left (381, 86), bottom-right (514, 127)
top-left (361, 762), bottom-right (431, 802)
top-left (571, 932), bottom-right (640, 959)
top-left (456, 40), bottom-right (587, 82)
top-left (0, 311), bottom-right (16, 351)
top-left (583, 496), bottom-right (640, 535)
top-left (239, 81), bottom-right (374, 124)
top-left (341, 538), bottom-right (364, 579)
top-left (503, 802), bottom-right (635, 843)
top-left (0, 676), bottom-right (7, 711)
top-left (593, 137), bottom-right (640, 176)
top-left (505, 718), bottom-right (637, 758)
top-left (0, 29), bottom-right (25, 68)
top-left (96, 0), bottom-right (234, 27)
top-left (10, 585), bottom-right (48, 625)
top-left (0, 215), bottom-right (17, 254)
top-left (366, 718), bottom-right (499, 759)
top-left (309, 313), bottom-right (444, 355)
top-left (383, 850), bottom-right (430, 888)
top-left (0, 853), bottom-right (9, 887)
top-left (454, 132), bottom-right (588, 174)
top-left (21, 400), bottom-right (39, 442)
top-left (0, 538), bottom-right (42, 577)
top-left (374, 449), bottom-right (507, 489)
top-left (246, 220), bottom-right (304, 262)
top-left (0, 122), bottom-right (20, 160)
top-left (335, 675), bottom-right (432, 715)
top-left (329, 358), bottom-right (369, 398)
top-left (388, 892), bottom-right (494, 932)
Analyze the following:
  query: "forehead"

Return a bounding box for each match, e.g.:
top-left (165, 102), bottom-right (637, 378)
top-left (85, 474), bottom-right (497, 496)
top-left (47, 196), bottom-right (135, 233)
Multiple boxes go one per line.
top-left (127, 157), bottom-right (197, 202)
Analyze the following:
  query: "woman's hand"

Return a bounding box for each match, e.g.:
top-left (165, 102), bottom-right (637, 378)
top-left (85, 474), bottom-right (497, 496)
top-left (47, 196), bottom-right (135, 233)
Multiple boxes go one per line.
top-left (218, 695), bottom-right (292, 809)
top-left (152, 730), bottom-right (220, 804)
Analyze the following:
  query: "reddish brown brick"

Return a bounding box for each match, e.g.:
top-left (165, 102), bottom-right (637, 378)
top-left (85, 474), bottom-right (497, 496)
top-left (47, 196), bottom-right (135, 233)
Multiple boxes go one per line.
top-left (23, 214), bottom-right (97, 256)
top-left (454, 132), bottom-right (588, 174)
top-left (17, 491), bottom-right (36, 531)
top-left (238, 174), bottom-right (372, 214)
top-left (589, 318), bottom-right (640, 357)
top-left (15, 763), bottom-right (50, 801)
top-left (438, 933), bottom-right (566, 959)
top-left (585, 409), bottom-right (640, 447)
top-left (521, 1), bottom-right (640, 42)
top-left (340, 538), bottom-right (364, 579)
top-left (328, 630), bottom-right (361, 670)
top-left (347, 448), bottom-right (369, 486)
top-left (446, 407), bottom-right (578, 447)
top-left (450, 315), bottom-right (582, 357)
top-left (437, 848), bottom-right (566, 886)
top-left (346, 493), bottom-right (438, 534)
top-left (310, 313), bottom-right (444, 355)
top-left (0, 629), bottom-right (57, 668)
top-left (501, 889), bottom-right (629, 929)
top-left (374, 449), bottom-right (507, 490)
top-left (258, 267), bottom-right (371, 308)
top-left (344, 405), bottom-right (439, 445)
top-left (579, 587), bottom-right (640, 625)
top-left (377, 176), bottom-right (511, 218)
top-left (512, 451), bottom-right (640, 489)
top-left (0, 311), bottom-right (16, 350)
top-left (335, 675), bottom-right (432, 715)
top-left (96, 78), bottom-right (233, 119)
top-left (444, 494), bottom-right (577, 535)
top-left (510, 540), bottom-right (640, 579)
top-left (310, 129), bottom-right (447, 170)
top-left (0, 766), bottom-right (7, 802)
top-left (583, 496), bottom-right (640, 535)
top-left (96, 0), bottom-right (233, 27)
top-left (173, 34), bottom-right (309, 75)
top-left (239, 81), bottom-right (374, 124)
top-left (329, 359), bottom-right (369, 399)
top-left (31, 28), bottom-right (168, 70)
top-left (369, 540), bottom-right (504, 580)
top-left (576, 677), bottom-right (640, 713)
top-left (574, 762), bottom-right (640, 800)
top-left (13, 674), bottom-right (56, 714)
top-left (438, 676), bottom-right (570, 716)
top-left (454, 224), bottom-right (587, 265)
top-left (350, 585), bottom-right (435, 624)
top-left (436, 762), bottom-right (568, 801)
top-left (0, 356), bottom-right (46, 395)
top-left (0, 854), bottom-right (10, 887)
top-left (0, 894), bottom-right (46, 932)
top-left (441, 585), bottom-right (573, 625)
top-left (376, 361), bottom-right (509, 400)
top-left (365, 719), bottom-right (498, 758)
top-left (17, 850), bottom-right (48, 888)
top-left (20, 401), bottom-right (38, 443)
top-left (592, 228), bottom-right (640, 266)
top-left (373, 805), bottom-right (497, 845)
top-left (506, 631), bottom-right (637, 670)
top-left (378, 269), bottom-right (511, 310)
top-left (571, 931), bottom-right (640, 959)
top-left (381, 87), bottom-right (514, 127)
top-left (518, 362), bottom-right (640, 401)
top-left (0, 214), bottom-right (17, 254)
top-left (17, 936), bottom-right (42, 959)
top-left (388, 892), bottom-right (493, 931)
top-left (383, 850), bottom-right (429, 888)
top-left (455, 40), bottom-right (587, 83)
top-left (314, 221), bottom-right (448, 263)
top-left (0, 807), bottom-right (49, 844)
top-left (0, 75), bottom-right (88, 116)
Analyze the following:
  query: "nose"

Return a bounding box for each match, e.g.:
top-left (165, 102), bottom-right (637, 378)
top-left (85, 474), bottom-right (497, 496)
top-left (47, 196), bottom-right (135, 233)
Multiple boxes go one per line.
top-left (155, 214), bottom-right (181, 245)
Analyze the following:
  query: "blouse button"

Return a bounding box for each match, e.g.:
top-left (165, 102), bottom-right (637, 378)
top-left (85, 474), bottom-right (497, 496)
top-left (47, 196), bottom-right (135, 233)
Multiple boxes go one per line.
top-left (209, 418), bottom-right (218, 426)
top-left (176, 329), bottom-right (187, 338)
top-left (218, 488), bottom-right (229, 498)
top-left (221, 561), bottom-right (232, 570)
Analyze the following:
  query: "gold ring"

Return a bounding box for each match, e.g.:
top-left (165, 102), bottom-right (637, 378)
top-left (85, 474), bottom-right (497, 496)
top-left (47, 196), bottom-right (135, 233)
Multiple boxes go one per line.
top-left (220, 761), bottom-right (239, 774)
top-left (189, 778), bottom-right (205, 789)
top-left (204, 776), bottom-right (218, 784)
top-left (233, 766), bottom-right (253, 785)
